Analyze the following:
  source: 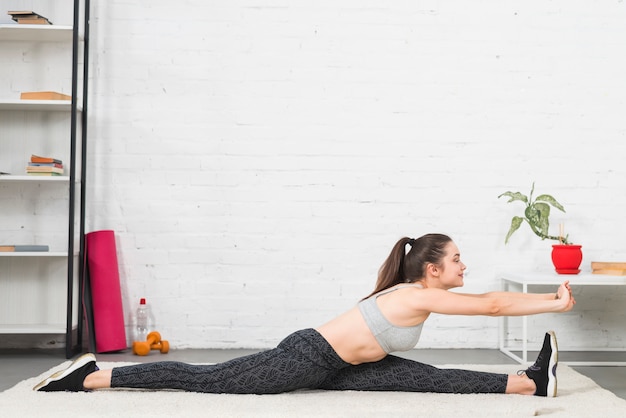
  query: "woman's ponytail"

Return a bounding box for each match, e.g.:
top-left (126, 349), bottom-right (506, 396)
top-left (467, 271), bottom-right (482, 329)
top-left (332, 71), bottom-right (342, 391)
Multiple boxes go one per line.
top-left (363, 233), bottom-right (452, 299)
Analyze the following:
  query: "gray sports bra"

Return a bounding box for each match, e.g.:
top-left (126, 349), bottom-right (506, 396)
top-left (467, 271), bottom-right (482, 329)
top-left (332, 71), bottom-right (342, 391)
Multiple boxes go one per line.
top-left (358, 284), bottom-right (424, 353)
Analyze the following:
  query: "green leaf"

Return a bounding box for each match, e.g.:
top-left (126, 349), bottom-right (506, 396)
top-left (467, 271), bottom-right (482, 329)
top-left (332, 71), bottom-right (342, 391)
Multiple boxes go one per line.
top-left (499, 183), bottom-right (570, 243)
top-left (535, 194), bottom-right (566, 212)
top-left (526, 202), bottom-right (551, 237)
top-left (498, 191), bottom-right (528, 204)
top-left (504, 216), bottom-right (524, 243)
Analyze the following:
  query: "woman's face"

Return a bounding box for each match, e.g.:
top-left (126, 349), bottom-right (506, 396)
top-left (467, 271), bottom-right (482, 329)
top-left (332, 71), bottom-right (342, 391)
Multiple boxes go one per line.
top-left (436, 241), bottom-right (467, 289)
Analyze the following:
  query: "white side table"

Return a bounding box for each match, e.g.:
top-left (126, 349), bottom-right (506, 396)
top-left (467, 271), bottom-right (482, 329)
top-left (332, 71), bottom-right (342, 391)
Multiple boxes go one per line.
top-left (499, 272), bottom-right (626, 366)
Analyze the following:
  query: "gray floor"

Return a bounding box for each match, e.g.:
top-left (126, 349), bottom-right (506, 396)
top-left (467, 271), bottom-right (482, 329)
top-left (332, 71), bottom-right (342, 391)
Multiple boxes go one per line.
top-left (1, 348), bottom-right (624, 400)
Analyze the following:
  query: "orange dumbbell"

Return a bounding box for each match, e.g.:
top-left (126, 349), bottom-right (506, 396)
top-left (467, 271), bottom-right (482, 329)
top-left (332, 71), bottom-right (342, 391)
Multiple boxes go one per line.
top-left (150, 339), bottom-right (170, 354)
top-left (132, 331), bottom-right (169, 356)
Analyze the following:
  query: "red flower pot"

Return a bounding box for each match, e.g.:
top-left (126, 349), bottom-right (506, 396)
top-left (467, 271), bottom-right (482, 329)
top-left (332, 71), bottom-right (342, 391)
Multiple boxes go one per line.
top-left (551, 244), bottom-right (583, 274)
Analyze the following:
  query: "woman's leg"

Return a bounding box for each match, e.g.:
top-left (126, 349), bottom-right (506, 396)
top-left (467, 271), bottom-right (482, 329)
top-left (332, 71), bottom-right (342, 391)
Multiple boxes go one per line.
top-left (323, 331), bottom-right (557, 396)
top-left (320, 355), bottom-right (509, 394)
top-left (505, 374), bottom-right (536, 395)
top-left (84, 369), bottom-right (112, 389)
top-left (85, 367), bottom-right (533, 394)
top-left (99, 329), bottom-right (349, 394)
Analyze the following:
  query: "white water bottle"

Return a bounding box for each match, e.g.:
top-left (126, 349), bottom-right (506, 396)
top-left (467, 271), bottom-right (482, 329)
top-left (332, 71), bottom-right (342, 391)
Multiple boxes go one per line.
top-left (135, 298), bottom-right (150, 342)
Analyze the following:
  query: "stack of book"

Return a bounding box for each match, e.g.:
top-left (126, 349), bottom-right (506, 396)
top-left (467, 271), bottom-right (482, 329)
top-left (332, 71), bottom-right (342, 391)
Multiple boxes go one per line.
top-left (591, 262), bottom-right (626, 276)
top-left (0, 245), bottom-right (49, 252)
top-left (27, 155), bottom-right (64, 176)
top-left (20, 91), bottom-right (72, 101)
top-left (7, 10), bottom-right (52, 25)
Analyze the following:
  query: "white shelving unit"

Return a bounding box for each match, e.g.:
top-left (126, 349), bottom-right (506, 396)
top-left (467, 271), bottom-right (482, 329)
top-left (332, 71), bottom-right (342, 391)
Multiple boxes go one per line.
top-left (499, 272), bottom-right (626, 366)
top-left (0, 24), bottom-right (73, 41)
top-left (0, 1), bottom-right (90, 358)
top-left (0, 175), bottom-right (70, 182)
top-left (0, 100), bottom-right (75, 111)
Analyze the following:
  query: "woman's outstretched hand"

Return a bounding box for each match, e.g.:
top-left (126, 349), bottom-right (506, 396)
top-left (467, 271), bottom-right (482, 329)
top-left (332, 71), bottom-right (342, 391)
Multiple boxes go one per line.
top-left (556, 280), bottom-right (576, 311)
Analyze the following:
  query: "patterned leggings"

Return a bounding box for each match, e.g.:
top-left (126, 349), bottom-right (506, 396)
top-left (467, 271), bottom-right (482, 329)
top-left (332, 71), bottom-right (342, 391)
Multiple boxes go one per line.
top-left (111, 328), bottom-right (508, 394)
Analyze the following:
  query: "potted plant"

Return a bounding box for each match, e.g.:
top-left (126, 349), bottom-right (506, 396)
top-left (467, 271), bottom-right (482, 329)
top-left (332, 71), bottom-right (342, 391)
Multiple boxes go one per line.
top-left (498, 182), bottom-right (582, 274)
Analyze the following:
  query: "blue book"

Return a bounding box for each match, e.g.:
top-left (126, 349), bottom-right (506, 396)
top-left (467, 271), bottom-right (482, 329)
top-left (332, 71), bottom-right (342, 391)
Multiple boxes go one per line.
top-left (14, 245), bottom-right (50, 252)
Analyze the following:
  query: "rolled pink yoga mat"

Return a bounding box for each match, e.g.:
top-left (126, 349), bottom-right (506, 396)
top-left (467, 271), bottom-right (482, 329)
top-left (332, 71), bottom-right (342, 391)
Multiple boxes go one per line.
top-left (85, 230), bottom-right (127, 353)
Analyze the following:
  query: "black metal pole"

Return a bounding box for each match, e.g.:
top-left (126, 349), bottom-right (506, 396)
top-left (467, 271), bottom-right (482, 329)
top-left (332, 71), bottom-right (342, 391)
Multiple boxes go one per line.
top-left (77, 0), bottom-right (91, 357)
top-left (66, 0), bottom-right (82, 359)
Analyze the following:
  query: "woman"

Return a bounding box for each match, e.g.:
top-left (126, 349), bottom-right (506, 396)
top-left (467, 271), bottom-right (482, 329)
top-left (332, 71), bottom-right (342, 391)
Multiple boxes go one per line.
top-left (35, 233), bottom-right (574, 397)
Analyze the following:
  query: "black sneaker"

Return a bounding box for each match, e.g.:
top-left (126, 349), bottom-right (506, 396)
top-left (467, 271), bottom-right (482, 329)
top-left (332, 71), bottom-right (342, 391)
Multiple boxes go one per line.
top-left (518, 331), bottom-right (558, 397)
top-left (34, 353), bottom-right (98, 392)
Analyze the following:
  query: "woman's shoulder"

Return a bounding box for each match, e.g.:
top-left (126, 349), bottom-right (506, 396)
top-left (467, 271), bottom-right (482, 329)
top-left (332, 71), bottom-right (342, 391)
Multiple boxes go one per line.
top-left (374, 283), bottom-right (425, 298)
top-left (392, 282), bottom-right (424, 290)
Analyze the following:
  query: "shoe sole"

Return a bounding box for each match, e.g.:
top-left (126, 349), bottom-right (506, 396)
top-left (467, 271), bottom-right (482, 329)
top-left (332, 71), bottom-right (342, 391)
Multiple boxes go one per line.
top-left (546, 330), bottom-right (558, 397)
top-left (33, 353), bottom-right (96, 391)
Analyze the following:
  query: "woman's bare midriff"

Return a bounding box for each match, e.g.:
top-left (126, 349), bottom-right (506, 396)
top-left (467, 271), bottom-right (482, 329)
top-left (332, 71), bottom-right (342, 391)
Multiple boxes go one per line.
top-left (315, 286), bottom-right (430, 365)
top-left (315, 306), bottom-right (388, 365)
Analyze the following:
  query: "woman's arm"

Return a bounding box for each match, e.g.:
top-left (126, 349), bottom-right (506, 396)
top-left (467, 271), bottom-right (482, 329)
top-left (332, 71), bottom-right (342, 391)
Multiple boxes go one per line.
top-left (456, 281), bottom-right (573, 302)
top-left (416, 281), bottom-right (575, 317)
top-left (456, 291), bottom-right (555, 301)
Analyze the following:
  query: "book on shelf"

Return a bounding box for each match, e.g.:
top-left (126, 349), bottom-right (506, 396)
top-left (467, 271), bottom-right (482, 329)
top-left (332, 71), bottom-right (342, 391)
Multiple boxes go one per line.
top-left (7, 10), bottom-right (52, 25)
top-left (28, 162), bottom-right (63, 169)
top-left (591, 261), bottom-right (626, 276)
top-left (0, 245), bottom-right (50, 252)
top-left (16, 17), bottom-right (50, 24)
top-left (26, 172), bottom-right (62, 176)
top-left (27, 155), bottom-right (64, 175)
top-left (31, 155), bottom-right (63, 165)
top-left (26, 165), bottom-right (64, 175)
top-left (20, 91), bottom-right (71, 101)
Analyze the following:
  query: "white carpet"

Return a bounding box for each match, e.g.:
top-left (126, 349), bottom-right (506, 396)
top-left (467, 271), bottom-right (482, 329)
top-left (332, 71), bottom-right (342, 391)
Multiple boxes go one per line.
top-left (1, 362), bottom-right (625, 418)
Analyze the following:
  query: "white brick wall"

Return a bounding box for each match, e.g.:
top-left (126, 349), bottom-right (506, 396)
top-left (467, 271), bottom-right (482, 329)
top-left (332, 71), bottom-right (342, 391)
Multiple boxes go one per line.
top-left (79, 1), bottom-right (626, 349)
